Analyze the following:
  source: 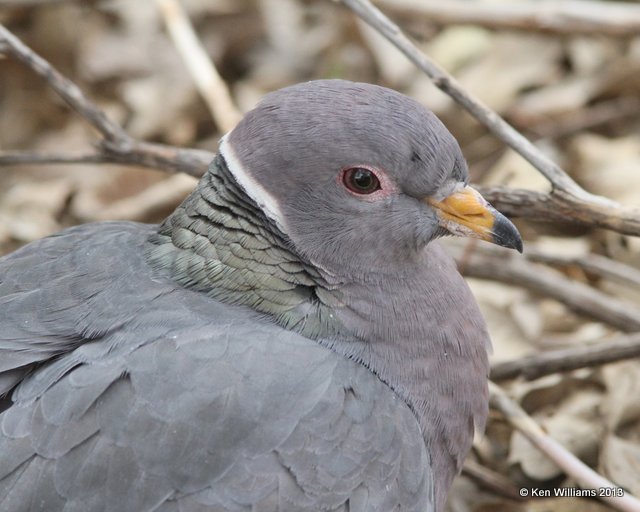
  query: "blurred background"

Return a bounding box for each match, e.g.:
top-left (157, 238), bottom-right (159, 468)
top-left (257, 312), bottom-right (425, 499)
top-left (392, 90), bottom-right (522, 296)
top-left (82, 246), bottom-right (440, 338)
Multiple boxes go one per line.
top-left (1, 1), bottom-right (640, 510)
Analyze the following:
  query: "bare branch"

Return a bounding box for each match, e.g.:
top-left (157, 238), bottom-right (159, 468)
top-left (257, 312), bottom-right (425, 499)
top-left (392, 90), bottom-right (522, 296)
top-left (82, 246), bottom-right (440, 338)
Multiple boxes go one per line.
top-left (0, 150), bottom-right (117, 167)
top-left (448, 241), bottom-right (640, 332)
top-left (0, 24), bottom-right (128, 144)
top-left (524, 249), bottom-right (640, 289)
top-left (156, 0), bottom-right (241, 133)
top-left (477, 186), bottom-right (640, 237)
top-left (377, 0), bottom-right (640, 37)
top-left (491, 333), bottom-right (640, 381)
top-left (99, 140), bottom-right (211, 177)
top-left (0, 143), bottom-right (211, 178)
top-left (0, 23), bottom-right (214, 178)
top-left (489, 383), bottom-right (640, 511)
top-left (339, 0), bottom-right (640, 237)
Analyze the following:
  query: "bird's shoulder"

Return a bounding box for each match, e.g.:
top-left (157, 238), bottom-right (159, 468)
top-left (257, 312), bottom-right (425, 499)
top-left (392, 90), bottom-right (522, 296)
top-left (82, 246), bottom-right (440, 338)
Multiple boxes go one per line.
top-left (0, 222), bottom-right (434, 511)
top-left (1, 312), bottom-right (433, 511)
top-left (0, 221), bottom-right (161, 397)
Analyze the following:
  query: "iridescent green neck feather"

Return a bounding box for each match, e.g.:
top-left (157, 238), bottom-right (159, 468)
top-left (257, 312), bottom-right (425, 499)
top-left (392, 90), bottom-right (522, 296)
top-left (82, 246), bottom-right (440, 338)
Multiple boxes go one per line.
top-left (146, 155), bottom-right (345, 340)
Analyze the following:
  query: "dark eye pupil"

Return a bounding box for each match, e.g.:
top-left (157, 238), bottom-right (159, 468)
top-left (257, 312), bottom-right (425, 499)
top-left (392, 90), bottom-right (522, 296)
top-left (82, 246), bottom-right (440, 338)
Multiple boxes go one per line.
top-left (353, 169), bottom-right (373, 189)
top-left (344, 168), bottom-right (380, 194)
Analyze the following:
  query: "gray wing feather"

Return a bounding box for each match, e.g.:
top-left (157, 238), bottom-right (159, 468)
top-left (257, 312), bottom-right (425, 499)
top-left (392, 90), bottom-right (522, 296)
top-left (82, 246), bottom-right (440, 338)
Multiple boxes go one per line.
top-left (0, 222), bottom-right (433, 511)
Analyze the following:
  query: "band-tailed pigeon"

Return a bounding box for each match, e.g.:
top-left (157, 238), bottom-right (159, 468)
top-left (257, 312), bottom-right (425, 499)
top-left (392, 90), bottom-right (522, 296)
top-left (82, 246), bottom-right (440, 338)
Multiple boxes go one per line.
top-left (0, 80), bottom-right (521, 512)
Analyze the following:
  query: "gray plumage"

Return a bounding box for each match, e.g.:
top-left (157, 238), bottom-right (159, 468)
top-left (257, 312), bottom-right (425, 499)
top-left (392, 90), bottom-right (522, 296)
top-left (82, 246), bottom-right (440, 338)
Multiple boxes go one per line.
top-left (0, 80), bottom-right (516, 512)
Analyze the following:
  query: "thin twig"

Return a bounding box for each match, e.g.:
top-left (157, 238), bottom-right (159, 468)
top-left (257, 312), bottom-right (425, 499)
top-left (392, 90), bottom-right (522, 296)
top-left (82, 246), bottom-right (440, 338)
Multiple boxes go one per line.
top-left (0, 147), bottom-right (213, 177)
top-left (0, 23), bottom-right (214, 178)
top-left (377, 0), bottom-right (640, 37)
top-left (448, 241), bottom-right (640, 332)
top-left (98, 140), bottom-right (211, 177)
top-left (155, 0), bottom-right (241, 132)
top-left (0, 150), bottom-right (118, 166)
top-left (491, 333), bottom-right (640, 381)
top-left (476, 186), bottom-right (640, 237)
top-left (339, 0), bottom-right (640, 237)
top-left (0, 24), bottom-right (128, 144)
top-left (524, 249), bottom-right (640, 289)
top-left (489, 383), bottom-right (640, 512)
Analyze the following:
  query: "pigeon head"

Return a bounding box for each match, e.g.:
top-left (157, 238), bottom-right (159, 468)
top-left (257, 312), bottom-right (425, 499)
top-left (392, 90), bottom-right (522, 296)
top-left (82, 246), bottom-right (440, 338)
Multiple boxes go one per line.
top-left (222, 79), bottom-right (521, 278)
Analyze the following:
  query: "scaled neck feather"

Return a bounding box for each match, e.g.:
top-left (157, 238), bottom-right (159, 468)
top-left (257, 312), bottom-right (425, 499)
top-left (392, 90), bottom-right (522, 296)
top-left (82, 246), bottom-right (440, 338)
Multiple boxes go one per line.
top-left (146, 154), bottom-right (345, 340)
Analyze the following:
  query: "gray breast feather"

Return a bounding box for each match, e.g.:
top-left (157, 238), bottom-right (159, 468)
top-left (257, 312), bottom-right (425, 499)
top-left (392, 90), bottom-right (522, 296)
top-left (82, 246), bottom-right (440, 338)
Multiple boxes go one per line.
top-left (0, 222), bottom-right (433, 511)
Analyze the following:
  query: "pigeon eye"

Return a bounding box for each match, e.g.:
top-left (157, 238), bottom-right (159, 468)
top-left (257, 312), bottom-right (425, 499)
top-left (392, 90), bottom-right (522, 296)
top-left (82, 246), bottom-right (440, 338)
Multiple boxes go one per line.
top-left (342, 167), bottom-right (381, 194)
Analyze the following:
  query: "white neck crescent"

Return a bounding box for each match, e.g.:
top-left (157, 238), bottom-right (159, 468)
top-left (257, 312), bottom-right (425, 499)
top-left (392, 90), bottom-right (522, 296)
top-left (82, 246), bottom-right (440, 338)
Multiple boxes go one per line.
top-left (218, 134), bottom-right (288, 233)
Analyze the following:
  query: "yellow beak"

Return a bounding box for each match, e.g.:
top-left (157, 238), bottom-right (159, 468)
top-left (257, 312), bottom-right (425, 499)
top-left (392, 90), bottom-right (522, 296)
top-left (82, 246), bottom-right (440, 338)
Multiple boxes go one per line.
top-left (427, 185), bottom-right (522, 252)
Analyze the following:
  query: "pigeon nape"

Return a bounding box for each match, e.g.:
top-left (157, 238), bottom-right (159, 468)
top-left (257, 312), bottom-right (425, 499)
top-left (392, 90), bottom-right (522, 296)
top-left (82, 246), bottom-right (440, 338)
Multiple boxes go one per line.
top-left (0, 80), bottom-right (521, 512)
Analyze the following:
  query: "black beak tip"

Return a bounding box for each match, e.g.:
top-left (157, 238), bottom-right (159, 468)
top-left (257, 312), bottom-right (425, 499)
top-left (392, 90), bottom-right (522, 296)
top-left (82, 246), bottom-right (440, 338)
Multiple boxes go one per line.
top-left (492, 214), bottom-right (523, 253)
